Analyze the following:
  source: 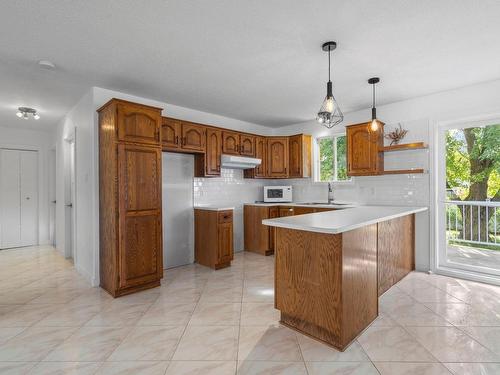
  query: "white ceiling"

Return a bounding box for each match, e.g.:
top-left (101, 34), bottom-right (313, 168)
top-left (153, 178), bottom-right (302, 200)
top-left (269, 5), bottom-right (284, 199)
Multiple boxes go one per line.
top-left (1, 0), bottom-right (500, 130)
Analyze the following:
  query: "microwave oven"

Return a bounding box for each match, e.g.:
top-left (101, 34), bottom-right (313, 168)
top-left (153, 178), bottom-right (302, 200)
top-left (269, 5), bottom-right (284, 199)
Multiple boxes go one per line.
top-left (264, 186), bottom-right (292, 203)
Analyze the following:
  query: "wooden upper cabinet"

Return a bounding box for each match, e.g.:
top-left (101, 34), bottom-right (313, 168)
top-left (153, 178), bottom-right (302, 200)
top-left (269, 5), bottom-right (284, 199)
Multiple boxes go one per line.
top-left (240, 134), bottom-right (256, 157)
top-left (346, 121), bottom-right (384, 176)
top-left (181, 122), bottom-right (206, 152)
top-left (116, 101), bottom-right (162, 146)
top-left (288, 134), bottom-right (312, 178)
top-left (267, 137), bottom-right (289, 178)
top-left (205, 128), bottom-right (222, 176)
top-left (161, 117), bottom-right (181, 150)
top-left (222, 131), bottom-right (240, 155)
top-left (254, 136), bottom-right (267, 178)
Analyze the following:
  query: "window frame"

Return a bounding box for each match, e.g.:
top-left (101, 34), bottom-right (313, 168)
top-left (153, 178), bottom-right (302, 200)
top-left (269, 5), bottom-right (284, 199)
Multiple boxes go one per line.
top-left (313, 133), bottom-right (353, 184)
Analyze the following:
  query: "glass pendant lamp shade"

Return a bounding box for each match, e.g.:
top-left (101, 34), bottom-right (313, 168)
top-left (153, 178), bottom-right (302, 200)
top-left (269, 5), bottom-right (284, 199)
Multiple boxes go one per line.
top-left (317, 81), bottom-right (343, 128)
top-left (317, 41), bottom-right (343, 128)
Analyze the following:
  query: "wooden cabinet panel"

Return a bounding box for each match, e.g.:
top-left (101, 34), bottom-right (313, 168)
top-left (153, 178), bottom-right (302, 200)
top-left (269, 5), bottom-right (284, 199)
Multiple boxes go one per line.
top-left (240, 134), bottom-right (256, 157)
top-left (254, 136), bottom-right (267, 178)
top-left (98, 98), bottom-right (163, 298)
top-left (269, 207), bottom-right (279, 253)
top-left (288, 134), bottom-right (312, 178)
top-left (377, 214), bottom-right (415, 296)
top-left (119, 145), bottom-right (161, 212)
top-left (205, 128), bottom-right (221, 176)
top-left (195, 209), bottom-right (234, 269)
top-left (181, 122), bottom-right (206, 152)
top-left (218, 222), bottom-right (233, 263)
top-left (244, 205), bottom-right (274, 256)
top-left (161, 117), bottom-right (181, 150)
top-left (120, 214), bottom-right (162, 288)
top-left (346, 122), bottom-right (384, 176)
top-left (279, 206), bottom-right (294, 217)
top-left (293, 206), bottom-right (315, 215)
top-left (118, 144), bottom-right (162, 290)
top-left (222, 131), bottom-right (240, 155)
top-left (268, 137), bottom-right (289, 178)
top-left (117, 102), bottom-right (161, 145)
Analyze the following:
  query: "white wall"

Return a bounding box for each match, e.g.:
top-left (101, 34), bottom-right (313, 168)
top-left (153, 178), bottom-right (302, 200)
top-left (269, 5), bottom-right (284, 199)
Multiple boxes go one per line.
top-left (54, 87), bottom-right (275, 286)
top-left (54, 89), bottom-right (96, 283)
top-left (194, 169), bottom-right (270, 252)
top-left (0, 125), bottom-right (53, 246)
top-left (275, 79), bottom-right (500, 271)
top-left (57, 79), bottom-right (500, 284)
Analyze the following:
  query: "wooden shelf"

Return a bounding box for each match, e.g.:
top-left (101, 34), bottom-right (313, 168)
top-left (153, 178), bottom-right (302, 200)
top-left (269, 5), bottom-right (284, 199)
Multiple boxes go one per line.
top-left (381, 169), bottom-right (425, 175)
top-left (381, 142), bottom-right (427, 152)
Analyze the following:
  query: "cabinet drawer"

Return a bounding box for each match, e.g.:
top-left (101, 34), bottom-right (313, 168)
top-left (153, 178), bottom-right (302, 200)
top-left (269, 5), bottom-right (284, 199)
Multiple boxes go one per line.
top-left (218, 211), bottom-right (233, 223)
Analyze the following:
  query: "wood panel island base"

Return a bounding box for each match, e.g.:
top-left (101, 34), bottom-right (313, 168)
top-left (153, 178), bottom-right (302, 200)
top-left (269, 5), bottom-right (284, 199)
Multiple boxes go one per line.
top-left (263, 206), bottom-right (426, 351)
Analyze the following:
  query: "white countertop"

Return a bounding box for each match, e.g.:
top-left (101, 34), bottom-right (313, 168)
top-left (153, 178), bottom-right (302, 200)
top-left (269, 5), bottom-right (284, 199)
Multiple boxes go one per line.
top-left (245, 201), bottom-right (358, 209)
top-left (262, 205), bottom-right (428, 234)
top-left (194, 205), bottom-right (234, 211)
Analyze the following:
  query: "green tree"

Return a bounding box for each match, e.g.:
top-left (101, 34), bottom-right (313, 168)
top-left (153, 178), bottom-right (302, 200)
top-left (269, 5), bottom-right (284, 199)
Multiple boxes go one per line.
top-left (446, 124), bottom-right (500, 242)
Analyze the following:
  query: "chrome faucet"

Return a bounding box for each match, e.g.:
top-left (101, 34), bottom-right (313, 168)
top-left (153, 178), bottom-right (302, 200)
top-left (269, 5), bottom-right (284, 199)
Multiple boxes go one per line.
top-left (328, 182), bottom-right (335, 204)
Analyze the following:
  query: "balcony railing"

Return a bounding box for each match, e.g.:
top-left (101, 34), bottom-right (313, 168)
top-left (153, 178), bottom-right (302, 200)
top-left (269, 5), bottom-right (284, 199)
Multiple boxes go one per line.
top-left (446, 200), bottom-right (500, 247)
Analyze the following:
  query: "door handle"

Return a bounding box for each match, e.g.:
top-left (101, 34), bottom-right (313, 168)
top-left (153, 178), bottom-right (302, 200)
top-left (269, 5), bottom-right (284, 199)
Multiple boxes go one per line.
top-left (25, 197), bottom-right (30, 200)
top-left (66, 203), bottom-right (73, 207)
top-left (52, 200), bottom-right (56, 204)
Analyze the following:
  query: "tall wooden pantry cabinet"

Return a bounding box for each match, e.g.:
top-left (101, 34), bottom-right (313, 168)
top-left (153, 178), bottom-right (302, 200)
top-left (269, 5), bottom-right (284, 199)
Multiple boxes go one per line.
top-left (98, 98), bottom-right (163, 297)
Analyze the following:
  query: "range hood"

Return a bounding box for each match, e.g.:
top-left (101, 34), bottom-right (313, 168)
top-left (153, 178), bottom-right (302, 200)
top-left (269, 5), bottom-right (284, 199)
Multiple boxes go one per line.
top-left (221, 154), bottom-right (261, 169)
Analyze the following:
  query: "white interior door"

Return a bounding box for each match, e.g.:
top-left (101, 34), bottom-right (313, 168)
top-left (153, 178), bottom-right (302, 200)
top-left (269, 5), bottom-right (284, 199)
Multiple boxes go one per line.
top-left (20, 151), bottom-right (38, 246)
top-left (49, 149), bottom-right (56, 246)
top-left (0, 150), bottom-right (21, 248)
top-left (0, 149), bottom-right (38, 249)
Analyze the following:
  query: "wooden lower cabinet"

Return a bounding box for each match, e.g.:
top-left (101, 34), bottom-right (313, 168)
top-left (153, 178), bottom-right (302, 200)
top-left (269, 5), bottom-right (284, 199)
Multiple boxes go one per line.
top-left (244, 206), bottom-right (275, 256)
top-left (244, 205), bottom-right (334, 256)
top-left (275, 225), bottom-right (378, 350)
top-left (195, 209), bottom-right (234, 269)
top-left (98, 99), bottom-right (163, 298)
top-left (279, 206), bottom-right (294, 217)
top-left (377, 214), bottom-right (415, 296)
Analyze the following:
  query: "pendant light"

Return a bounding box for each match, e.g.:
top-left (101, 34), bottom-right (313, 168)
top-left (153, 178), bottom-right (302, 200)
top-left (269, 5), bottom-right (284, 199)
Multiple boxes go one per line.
top-left (317, 41), bottom-right (343, 128)
top-left (368, 77), bottom-right (380, 131)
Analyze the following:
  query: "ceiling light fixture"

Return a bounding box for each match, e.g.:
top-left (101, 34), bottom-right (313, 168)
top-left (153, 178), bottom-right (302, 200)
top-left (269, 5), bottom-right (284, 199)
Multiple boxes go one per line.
top-left (38, 60), bottom-right (56, 70)
top-left (368, 77), bottom-right (380, 131)
top-left (317, 41), bottom-right (343, 128)
top-left (16, 107), bottom-right (40, 120)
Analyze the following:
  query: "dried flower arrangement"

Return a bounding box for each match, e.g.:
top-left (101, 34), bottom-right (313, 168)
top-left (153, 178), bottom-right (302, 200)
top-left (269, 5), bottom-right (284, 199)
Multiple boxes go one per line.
top-left (385, 123), bottom-right (408, 145)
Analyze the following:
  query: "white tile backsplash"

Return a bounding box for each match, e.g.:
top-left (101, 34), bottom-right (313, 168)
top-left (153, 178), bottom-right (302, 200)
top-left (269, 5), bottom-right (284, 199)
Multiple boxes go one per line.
top-left (194, 169), bottom-right (269, 251)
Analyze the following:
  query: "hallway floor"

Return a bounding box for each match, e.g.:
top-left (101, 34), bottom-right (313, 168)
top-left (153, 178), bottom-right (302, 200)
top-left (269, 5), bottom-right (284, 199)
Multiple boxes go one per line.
top-left (1, 246), bottom-right (500, 374)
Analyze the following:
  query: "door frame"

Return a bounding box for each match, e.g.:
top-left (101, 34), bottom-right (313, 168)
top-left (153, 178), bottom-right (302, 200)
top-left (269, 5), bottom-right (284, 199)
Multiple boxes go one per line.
top-left (0, 144), bottom-right (41, 249)
top-left (64, 131), bottom-right (77, 262)
top-left (48, 148), bottom-right (57, 246)
top-left (433, 113), bottom-right (500, 286)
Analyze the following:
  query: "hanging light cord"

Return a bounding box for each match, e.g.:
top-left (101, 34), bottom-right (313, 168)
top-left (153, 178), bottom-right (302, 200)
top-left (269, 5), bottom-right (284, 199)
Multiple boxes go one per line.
top-left (328, 49), bottom-right (331, 82)
top-left (372, 83), bottom-right (376, 108)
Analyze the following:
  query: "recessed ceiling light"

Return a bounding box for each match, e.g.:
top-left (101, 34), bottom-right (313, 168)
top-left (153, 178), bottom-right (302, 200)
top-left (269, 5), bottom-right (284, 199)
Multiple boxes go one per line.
top-left (38, 60), bottom-right (56, 70)
top-left (16, 107), bottom-right (40, 120)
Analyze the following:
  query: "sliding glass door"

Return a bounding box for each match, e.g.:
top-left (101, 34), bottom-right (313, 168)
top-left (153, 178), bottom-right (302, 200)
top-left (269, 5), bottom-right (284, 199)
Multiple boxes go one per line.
top-left (437, 119), bottom-right (500, 282)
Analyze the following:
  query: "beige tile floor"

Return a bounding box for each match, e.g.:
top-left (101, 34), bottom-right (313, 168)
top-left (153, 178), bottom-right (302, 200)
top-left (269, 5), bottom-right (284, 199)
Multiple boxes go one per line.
top-left (1, 246), bottom-right (500, 374)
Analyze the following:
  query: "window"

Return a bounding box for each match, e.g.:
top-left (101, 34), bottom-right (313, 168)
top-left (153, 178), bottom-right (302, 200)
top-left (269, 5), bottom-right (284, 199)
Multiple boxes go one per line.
top-left (315, 134), bottom-right (350, 182)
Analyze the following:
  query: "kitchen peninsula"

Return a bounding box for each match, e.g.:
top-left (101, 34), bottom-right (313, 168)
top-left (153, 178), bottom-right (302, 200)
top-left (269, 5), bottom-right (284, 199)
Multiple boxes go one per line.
top-left (263, 206), bottom-right (427, 351)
